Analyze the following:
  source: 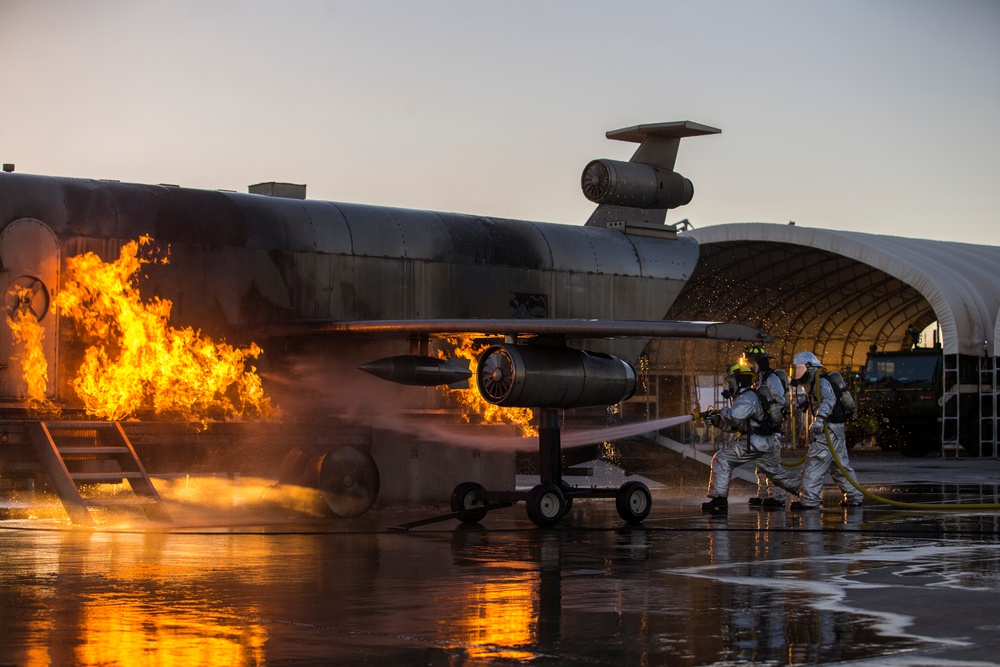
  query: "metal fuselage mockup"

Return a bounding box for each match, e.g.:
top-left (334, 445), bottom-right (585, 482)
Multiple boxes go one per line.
top-left (0, 121), bottom-right (770, 526)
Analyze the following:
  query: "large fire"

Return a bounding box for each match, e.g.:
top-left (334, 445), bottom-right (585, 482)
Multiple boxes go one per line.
top-left (6, 295), bottom-right (57, 414)
top-left (12, 236), bottom-right (271, 422)
top-left (436, 336), bottom-right (537, 438)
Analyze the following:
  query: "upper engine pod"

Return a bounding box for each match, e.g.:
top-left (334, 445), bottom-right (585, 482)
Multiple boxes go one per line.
top-left (581, 159), bottom-right (693, 210)
top-left (477, 343), bottom-right (637, 409)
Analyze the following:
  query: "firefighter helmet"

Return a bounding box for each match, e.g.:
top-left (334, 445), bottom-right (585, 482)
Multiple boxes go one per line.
top-left (790, 351), bottom-right (823, 385)
top-left (726, 362), bottom-right (757, 391)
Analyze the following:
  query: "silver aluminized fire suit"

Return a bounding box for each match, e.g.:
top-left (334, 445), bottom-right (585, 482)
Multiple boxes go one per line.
top-left (754, 370), bottom-right (787, 501)
top-left (798, 374), bottom-right (865, 507)
top-left (707, 387), bottom-right (800, 499)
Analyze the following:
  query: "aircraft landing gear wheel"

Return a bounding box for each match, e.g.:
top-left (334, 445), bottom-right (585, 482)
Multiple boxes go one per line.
top-left (526, 483), bottom-right (566, 527)
top-left (616, 481), bottom-right (651, 524)
top-left (450, 482), bottom-right (488, 523)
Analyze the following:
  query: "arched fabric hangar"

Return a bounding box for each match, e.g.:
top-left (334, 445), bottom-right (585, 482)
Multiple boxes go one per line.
top-left (664, 223), bottom-right (1000, 371)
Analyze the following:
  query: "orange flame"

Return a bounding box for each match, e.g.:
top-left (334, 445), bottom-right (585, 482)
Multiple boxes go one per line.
top-left (436, 336), bottom-right (537, 438)
top-left (52, 237), bottom-right (271, 422)
top-left (6, 292), bottom-right (58, 415)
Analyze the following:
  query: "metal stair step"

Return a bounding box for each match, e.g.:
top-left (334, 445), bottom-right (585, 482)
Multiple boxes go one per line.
top-left (43, 421), bottom-right (120, 430)
top-left (57, 447), bottom-right (130, 456)
top-left (84, 497), bottom-right (160, 507)
top-left (70, 471), bottom-right (144, 481)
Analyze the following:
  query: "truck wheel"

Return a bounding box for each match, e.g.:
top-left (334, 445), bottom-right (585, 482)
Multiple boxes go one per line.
top-left (899, 430), bottom-right (941, 456)
top-left (899, 439), bottom-right (934, 457)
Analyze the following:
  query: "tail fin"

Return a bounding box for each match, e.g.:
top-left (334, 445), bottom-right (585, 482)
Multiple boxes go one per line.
top-left (583, 121), bottom-right (720, 233)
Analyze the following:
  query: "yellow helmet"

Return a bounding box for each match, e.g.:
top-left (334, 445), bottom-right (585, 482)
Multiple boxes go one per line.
top-left (726, 362), bottom-right (757, 389)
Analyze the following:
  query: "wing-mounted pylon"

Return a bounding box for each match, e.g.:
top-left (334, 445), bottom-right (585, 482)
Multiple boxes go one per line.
top-left (583, 120), bottom-right (720, 233)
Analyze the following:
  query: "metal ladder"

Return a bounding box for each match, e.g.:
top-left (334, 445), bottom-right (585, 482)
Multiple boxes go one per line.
top-left (940, 353), bottom-right (961, 457)
top-left (982, 355), bottom-right (998, 458)
top-left (27, 421), bottom-right (171, 526)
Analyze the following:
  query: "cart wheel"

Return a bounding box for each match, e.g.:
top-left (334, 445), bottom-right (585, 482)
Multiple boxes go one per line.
top-left (526, 483), bottom-right (566, 527)
top-left (616, 481), bottom-right (651, 524)
top-left (450, 482), bottom-right (488, 523)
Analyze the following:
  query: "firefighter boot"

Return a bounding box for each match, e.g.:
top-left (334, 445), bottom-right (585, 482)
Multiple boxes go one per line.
top-left (701, 496), bottom-right (728, 513)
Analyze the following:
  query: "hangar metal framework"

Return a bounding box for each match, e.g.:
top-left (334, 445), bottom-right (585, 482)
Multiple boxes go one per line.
top-left (663, 223), bottom-right (1000, 457)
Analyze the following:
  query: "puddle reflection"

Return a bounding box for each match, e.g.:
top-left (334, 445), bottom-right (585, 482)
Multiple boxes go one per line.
top-left (2, 504), bottom-right (999, 665)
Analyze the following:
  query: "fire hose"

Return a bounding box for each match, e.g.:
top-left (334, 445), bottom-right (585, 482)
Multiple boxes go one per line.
top-left (813, 423), bottom-right (1000, 510)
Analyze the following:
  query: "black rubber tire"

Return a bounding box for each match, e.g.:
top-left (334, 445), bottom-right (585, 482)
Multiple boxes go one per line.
top-left (526, 483), bottom-right (566, 527)
top-left (450, 482), bottom-right (488, 523)
top-left (616, 481), bottom-right (651, 524)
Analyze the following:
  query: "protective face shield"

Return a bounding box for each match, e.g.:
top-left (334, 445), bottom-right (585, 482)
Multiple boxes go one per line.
top-left (790, 351), bottom-right (822, 386)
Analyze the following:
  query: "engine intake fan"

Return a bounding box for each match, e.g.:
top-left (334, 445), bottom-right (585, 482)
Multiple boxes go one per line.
top-left (476, 343), bottom-right (637, 409)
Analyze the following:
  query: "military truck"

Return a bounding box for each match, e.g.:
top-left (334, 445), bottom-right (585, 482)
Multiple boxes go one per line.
top-left (857, 347), bottom-right (985, 457)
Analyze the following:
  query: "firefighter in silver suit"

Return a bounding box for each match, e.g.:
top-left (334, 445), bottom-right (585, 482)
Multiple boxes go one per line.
top-left (788, 351), bottom-right (865, 510)
top-left (701, 363), bottom-right (801, 514)
top-left (745, 345), bottom-right (788, 509)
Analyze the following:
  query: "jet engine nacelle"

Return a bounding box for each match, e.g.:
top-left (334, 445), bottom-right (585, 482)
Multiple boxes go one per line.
top-left (581, 159), bottom-right (693, 210)
top-left (476, 343), bottom-right (637, 409)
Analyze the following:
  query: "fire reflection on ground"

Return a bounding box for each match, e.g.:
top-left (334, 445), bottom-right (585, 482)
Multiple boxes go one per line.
top-left (5, 530), bottom-right (269, 667)
top-left (2, 497), bottom-right (999, 665)
top-left (447, 576), bottom-right (538, 661)
top-left (73, 594), bottom-right (266, 667)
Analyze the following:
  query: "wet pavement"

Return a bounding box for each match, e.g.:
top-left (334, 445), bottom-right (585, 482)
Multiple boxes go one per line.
top-left (2, 450), bottom-right (1000, 666)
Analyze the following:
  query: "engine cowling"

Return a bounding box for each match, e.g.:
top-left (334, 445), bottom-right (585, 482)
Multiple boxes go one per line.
top-left (476, 344), bottom-right (637, 409)
top-left (581, 159), bottom-right (694, 210)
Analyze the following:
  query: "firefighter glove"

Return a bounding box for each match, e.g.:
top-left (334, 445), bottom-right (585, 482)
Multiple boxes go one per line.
top-left (809, 418), bottom-right (826, 436)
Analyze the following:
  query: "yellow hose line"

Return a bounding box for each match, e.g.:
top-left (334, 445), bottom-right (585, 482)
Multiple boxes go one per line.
top-left (781, 454), bottom-right (806, 468)
top-left (820, 424), bottom-right (1000, 511)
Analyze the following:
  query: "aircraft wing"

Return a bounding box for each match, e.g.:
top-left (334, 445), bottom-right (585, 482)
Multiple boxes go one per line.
top-left (271, 318), bottom-right (772, 342)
